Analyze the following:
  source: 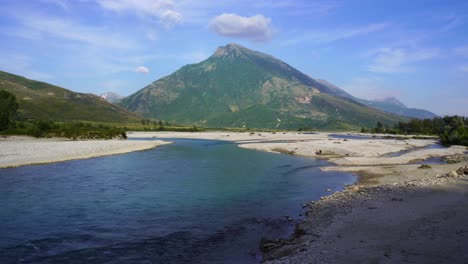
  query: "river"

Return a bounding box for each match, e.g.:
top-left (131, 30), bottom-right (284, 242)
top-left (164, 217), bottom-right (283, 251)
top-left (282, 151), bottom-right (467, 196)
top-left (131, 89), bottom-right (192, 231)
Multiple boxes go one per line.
top-left (0, 138), bottom-right (355, 263)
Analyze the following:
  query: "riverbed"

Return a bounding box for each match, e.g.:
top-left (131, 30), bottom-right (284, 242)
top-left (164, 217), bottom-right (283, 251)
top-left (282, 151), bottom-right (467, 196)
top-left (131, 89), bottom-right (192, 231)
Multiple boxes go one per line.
top-left (0, 138), bottom-right (355, 264)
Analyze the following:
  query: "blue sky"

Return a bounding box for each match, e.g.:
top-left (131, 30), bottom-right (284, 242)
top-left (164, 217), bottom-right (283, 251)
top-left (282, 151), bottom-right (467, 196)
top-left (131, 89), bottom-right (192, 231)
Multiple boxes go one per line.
top-left (0, 0), bottom-right (467, 115)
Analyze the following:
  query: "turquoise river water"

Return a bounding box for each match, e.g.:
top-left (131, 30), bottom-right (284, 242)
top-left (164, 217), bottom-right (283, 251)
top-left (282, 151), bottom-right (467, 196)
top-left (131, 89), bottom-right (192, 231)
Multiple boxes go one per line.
top-left (0, 138), bottom-right (356, 263)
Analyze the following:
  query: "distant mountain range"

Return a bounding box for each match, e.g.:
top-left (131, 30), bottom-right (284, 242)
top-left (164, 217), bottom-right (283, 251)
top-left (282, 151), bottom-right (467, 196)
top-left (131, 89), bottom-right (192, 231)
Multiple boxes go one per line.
top-left (314, 79), bottom-right (437, 119)
top-left (121, 43), bottom-right (407, 129)
top-left (100, 92), bottom-right (124, 104)
top-left (0, 71), bottom-right (141, 123)
top-left (357, 97), bottom-right (437, 119)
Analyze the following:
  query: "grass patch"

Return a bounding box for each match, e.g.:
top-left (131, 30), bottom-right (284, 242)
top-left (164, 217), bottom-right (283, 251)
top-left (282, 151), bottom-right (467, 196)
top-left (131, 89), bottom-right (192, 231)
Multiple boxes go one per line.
top-left (418, 164), bottom-right (432, 169)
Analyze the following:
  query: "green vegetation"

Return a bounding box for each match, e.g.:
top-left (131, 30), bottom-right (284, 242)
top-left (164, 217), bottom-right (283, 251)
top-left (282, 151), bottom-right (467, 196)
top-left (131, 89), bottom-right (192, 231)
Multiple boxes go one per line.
top-left (0, 90), bottom-right (19, 130)
top-left (121, 43), bottom-right (404, 130)
top-left (418, 164), bottom-right (432, 169)
top-left (364, 116), bottom-right (468, 146)
top-left (0, 72), bottom-right (136, 139)
top-left (128, 119), bottom-right (203, 132)
top-left (1, 120), bottom-right (203, 139)
top-left (0, 86), bottom-right (202, 139)
top-left (0, 70), bottom-right (141, 123)
top-left (1, 120), bottom-right (127, 139)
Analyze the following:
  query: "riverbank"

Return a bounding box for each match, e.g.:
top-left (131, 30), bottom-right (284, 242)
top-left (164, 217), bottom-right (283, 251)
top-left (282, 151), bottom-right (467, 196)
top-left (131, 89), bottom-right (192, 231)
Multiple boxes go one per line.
top-left (2, 131), bottom-right (467, 262)
top-left (128, 131), bottom-right (468, 263)
top-left (262, 167), bottom-right (468, 263)
top-left (129, 131), bottom-right (466, 167)
top-left (0, 136), bottom-right (170, 168)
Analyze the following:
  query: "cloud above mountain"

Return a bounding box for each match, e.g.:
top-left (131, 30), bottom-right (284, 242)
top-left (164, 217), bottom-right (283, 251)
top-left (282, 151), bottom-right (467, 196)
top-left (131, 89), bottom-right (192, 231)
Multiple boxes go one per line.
top-left (209, 13), bottom-right (272, 42)
top-left (135, 66), bottom-right (150, 74)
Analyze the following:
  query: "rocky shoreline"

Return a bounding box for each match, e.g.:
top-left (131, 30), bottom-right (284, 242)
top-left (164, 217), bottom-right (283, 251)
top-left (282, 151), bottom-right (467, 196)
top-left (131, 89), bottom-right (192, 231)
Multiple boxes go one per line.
top-left (128, 131), bottom-right (468, 263)
top-left (262, 164), bottom-right (468, 263)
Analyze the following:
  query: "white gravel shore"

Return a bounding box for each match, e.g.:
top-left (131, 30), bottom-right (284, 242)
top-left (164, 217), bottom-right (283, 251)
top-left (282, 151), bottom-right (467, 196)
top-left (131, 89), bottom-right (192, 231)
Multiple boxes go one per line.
top-left (128, 131), bottom-right (466, 167)
top-left (0, 137), bottom-right (170, 168)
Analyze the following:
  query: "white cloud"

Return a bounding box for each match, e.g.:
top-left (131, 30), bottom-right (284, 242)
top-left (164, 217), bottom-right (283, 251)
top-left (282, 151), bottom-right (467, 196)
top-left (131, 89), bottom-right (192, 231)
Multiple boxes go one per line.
top-left (10, 12), bottom-right (136, 50)
top-left (209, 13), bottom-right (273, 42)
top-left (96, 0), bottom-right (182, 29)
top-left (283, 23), bottom-right (388, 46)
top-left (135, 66), bottom-right (150, 74)
top-left (367, 47), bottom-right (440, 73)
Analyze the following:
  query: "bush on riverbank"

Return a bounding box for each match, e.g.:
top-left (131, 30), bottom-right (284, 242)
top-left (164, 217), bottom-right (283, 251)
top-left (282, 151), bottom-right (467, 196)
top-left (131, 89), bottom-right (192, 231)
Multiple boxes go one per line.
top-left (1, 120), bottom-right (206, 139)
top-left (1, 121), bottom-right (127, 140)
top-left (364, 116), bottom-right (468, 146)
top-left (0, 90), bottom-right (19, 131)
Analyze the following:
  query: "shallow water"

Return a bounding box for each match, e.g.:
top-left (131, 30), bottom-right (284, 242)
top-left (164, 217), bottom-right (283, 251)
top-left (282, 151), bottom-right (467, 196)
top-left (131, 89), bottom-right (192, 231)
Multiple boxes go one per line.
top-left (0, 138), bottom-right (355, 263)
top-left (383, 143), bottom-right (446, 158)
top-left (329, 133), bottom-right (376, 140)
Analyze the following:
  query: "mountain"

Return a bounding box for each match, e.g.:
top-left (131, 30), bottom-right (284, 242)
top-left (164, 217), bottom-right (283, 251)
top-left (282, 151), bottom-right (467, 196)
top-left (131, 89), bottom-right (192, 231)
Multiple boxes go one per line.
top-left (0, 71), bottom-right (141, 123)
top-left (121, 43), bottom-right (405, 129)
top-left (100, 92), bottom-right (123, 104)
top-left (317, 80), bottom-right (437, 119)
top-left (314, 79), bottom-right (438, 119)
top-left (357, 97), bottom-right (438, 119)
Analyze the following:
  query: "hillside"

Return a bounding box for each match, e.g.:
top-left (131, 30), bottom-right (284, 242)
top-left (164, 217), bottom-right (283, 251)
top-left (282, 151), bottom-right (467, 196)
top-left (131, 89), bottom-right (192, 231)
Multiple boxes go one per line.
top-left (315, 79), bottom-right (437, 119)
top-left (121, 44), bottom-right (404, 129)
top-left (0, 71), bottom-right (141, 123)
top-left (358, 97), bottom-right (438, 119)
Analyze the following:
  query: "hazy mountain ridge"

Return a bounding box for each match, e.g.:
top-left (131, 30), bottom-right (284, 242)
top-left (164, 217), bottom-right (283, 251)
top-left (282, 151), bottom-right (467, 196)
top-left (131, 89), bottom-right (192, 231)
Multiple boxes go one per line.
top-left (121, 43), bottom-right (404, 129)
top-left (100, 92), bottom-right (124, 104)
top-left (0, 71), bottom-right (141, 122)
top-left (357, 97), bottom-right (438, 119)
top-left (314, 79), bottom-right (437, 119)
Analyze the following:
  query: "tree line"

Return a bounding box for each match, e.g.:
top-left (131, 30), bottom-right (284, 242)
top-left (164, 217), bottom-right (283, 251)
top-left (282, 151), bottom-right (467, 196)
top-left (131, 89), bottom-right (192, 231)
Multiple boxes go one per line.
top-left (0, 90), bottom-right (202, 138)
top-left (0, 90), bottom-right (18, 131)
top-left (363, 116), bottom-right (468, 146)
top-left (0, 90), bottom-right (126, 139)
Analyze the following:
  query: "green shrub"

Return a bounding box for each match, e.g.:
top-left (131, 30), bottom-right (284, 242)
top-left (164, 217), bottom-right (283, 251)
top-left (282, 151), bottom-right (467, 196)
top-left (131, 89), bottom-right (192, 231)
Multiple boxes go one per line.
top-left (418, 164), bottom-right (432, 169)
top-left (0, 90), bottom-right (19, 131)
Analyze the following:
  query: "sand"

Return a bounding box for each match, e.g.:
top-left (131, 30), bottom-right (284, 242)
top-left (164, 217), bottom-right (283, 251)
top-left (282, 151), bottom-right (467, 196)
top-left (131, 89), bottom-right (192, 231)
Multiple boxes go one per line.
top-left (0, 136), bottom-right (170, 168)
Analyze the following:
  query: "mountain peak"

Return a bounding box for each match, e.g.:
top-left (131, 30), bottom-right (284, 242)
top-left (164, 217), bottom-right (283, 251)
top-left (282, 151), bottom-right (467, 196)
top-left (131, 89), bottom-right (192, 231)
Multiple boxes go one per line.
top-left (122, 44), bottom-right (405, 129)
top-left (213, 43), bottom-right (248, 58)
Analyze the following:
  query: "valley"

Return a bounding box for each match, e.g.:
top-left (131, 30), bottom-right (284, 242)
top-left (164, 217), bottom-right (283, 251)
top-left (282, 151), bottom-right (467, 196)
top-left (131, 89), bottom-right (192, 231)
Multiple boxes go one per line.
top-left (1, 1), bottom-right (467, 261)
